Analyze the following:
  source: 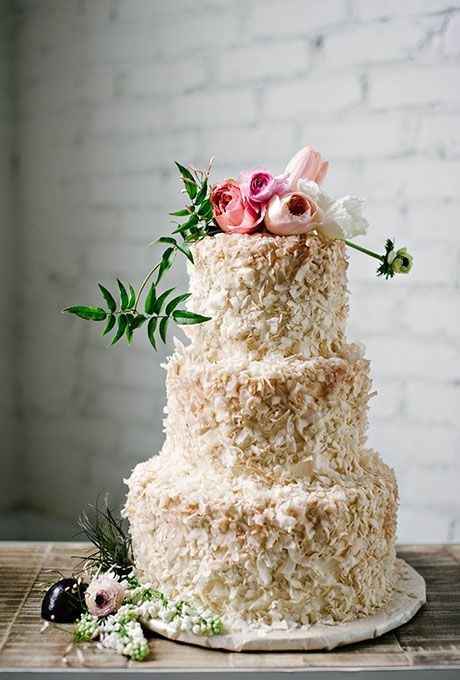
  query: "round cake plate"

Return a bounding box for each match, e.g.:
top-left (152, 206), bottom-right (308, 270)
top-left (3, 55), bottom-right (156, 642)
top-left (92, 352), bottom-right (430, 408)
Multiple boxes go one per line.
top-left (144, 559), bottom-right (426, 652)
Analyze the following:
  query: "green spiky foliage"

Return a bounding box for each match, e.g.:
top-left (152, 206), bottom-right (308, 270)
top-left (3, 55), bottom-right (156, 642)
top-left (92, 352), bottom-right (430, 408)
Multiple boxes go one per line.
top-left (77, 499), bottom-right (134, 579)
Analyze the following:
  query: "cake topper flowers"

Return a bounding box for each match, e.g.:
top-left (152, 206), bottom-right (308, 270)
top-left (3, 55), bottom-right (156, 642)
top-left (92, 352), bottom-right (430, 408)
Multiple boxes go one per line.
top-left (64, 145), bottom-right (413, 349)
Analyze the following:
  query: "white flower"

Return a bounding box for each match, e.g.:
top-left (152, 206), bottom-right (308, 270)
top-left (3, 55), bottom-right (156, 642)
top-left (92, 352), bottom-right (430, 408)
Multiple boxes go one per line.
top-left (297, 179), bottom-right (368, 241)
top-left (296, 179), bottom-right (329, 208)
top-left (319, 195), bottom-right (368, 240)
top-left (85, 573), bottom-right (126, 617)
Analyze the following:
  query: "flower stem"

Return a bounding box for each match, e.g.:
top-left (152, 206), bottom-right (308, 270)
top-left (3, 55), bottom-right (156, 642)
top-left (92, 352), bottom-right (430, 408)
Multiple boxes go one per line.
top-left (343, 239), bottom-right (384, 262)
top-left (133, 262), bottom-right (161, 312)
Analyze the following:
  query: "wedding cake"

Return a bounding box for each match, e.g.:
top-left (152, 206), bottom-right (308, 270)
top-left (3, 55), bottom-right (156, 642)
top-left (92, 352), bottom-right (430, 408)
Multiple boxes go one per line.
top-left (125, 232), bottom-right (398, 630)
top-left (60, 144), bottom-right (417, 656)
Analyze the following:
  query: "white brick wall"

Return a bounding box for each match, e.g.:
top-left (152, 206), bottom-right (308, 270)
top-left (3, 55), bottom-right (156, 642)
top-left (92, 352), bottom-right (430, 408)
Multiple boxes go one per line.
top-left (0, 0), bottom-right (20, 522)
top-left (4, 0), bottom-right (460, 542)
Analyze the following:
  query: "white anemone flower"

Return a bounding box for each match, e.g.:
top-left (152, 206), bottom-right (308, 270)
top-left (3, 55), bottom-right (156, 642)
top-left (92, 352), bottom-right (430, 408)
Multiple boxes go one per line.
top-left (297, 179), bottom-right (369, 241)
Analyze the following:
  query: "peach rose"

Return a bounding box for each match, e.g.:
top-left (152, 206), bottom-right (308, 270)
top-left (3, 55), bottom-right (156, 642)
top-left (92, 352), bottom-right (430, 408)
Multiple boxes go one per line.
top-left (265, 192), bottom-right (320, 236)
top-left (211, 180), bottom-right (261, 234)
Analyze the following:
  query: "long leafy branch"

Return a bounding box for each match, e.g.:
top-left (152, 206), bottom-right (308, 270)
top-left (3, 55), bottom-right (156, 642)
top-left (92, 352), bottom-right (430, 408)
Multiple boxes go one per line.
top-left (64, 162), bottom-right (217, 349)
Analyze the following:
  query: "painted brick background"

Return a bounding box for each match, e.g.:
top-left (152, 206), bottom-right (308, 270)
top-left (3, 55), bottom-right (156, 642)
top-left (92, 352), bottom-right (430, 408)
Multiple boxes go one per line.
top-left (1, 0), bottom-right (459, 541)
top-left (0, 0), bottom-right (20, 523)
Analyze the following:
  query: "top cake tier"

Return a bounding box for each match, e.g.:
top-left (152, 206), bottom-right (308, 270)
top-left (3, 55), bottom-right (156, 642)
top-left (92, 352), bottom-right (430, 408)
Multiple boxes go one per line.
top-left (185, 233), bottom-right (348, 361)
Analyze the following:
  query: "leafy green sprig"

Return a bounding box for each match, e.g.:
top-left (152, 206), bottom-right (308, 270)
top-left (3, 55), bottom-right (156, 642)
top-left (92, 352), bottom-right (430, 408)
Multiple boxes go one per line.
top-left (64, 280), bottom-right (210, 350)
top-left (64, 161), bottom-right (217, 349)
top-left (135, 159), bottom-right (219, 302)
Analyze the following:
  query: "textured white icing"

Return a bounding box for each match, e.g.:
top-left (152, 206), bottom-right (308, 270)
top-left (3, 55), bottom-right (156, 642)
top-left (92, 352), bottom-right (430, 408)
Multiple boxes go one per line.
top-left (184, 233), bottom-right (348, 361)
top-left (125, 233), bottom-right (398, 629)
top-left (125, 452), bottom-right (398, 629)
top-left (164, 344), bottom-right (372, 481)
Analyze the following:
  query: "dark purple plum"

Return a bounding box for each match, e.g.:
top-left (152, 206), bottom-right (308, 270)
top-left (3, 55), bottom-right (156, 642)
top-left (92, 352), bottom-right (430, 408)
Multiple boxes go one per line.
top-left (41, 578), bottom-right (87, 623)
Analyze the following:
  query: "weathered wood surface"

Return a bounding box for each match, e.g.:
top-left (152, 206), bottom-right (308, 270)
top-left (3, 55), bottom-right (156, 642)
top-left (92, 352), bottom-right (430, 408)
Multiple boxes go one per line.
top-left (0, 543), bottom-right (459, 672)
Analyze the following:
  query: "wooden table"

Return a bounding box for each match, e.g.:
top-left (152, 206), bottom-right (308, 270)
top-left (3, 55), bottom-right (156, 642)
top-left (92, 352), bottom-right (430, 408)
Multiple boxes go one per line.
top-left (0, 543), bottom-right (459, 677)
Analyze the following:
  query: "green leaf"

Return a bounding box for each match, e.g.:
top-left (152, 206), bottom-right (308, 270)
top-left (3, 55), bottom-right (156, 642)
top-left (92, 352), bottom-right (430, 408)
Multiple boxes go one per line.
top-left (117, 280), bottom-right (129, 311)
top-left (173, 310), bottom-right (212, 325)
top-left (144, 282), bottom-right (157, 315)
top-left (128, 284), bottom-right (136, 309)
top-left (98, 284), bottom-right (116, 313)
top-left (169, 209), bottom-right (190, 217)
top-left (152, 287), bottom-right (175, 315)
top-left (194, 179), bottom-right (208, 205)
top-left (63, 306), bottom-right (107, 321)
top-left (175, 161), bottom-right (194, 182)
top-left (155, 247), bottom-right (174, 285)
top-left (125, 313), bottom-right (145, 344)
top-left (157, 236), bottom-right (177, 246)
top-left (184, 180), bottom-right (197, 200)
top-left (129, 314), bottom-right (147, 331)
top-left (147, 317), bottom-right (158, 350)
top-left (159, 316), bottom-right (169, 343)
top-left (165, 293), bottom-right (191, 316)
top-left (102, 314), bottom-right (116, 336)
top-left (112, 314), bottom-right (128, 344)
top-left (198, 200), bottom-right (213, 219)
top-left (172, 224), bottom-right (187, 236)
top-left (183, 213), bottom-right (199, 230)
top-left (176, 242), bottom-right (194, 264)
top-left (172, 213), bottom-right (200, 236)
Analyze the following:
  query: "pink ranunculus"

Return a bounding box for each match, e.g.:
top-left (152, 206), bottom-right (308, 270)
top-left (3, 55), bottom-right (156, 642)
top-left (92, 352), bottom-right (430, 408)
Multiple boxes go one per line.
top-left (239, 170), bottom-right (288, 205)
top-left (85, 574), bottom-right (126, 618)
top-left (211, 180), bottom-right (261, 234)
top-left (285, 145), bottom-right (329, 190)
top-left (265, 192), bottom-right (321, 236)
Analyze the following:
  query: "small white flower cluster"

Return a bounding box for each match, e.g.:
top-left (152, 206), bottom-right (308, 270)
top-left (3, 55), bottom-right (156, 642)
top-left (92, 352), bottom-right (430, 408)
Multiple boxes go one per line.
top-left (125, 583), bottom-right (224, 636)
top-left (99, 608), bottom-right (149, 662)
top-left (74, 613), bottom-right (99, 642)
top-left (75, 606), bottom-right (149, 661)
top-left (73, 576), bottom-right (223, 662)
top-left (140, 599), bottom-right (222, 636)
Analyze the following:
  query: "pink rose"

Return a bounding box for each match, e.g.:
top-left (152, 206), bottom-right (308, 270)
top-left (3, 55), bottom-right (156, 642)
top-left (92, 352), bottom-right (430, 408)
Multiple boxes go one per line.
top-left (85, 574), bottom-right (126, 618)
top-left (239, 170), bottom-right (288, 205)
top-left (265, 192), bottom-right (320, 236)
top-left (211, 180), bottom-right (261, 234)
top-left (285, 145), bottom-right (329, 190)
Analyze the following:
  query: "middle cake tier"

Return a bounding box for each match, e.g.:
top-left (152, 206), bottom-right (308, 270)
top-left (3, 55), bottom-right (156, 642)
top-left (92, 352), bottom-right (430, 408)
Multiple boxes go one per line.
top-left (164, 344), bottom-right (373, 481)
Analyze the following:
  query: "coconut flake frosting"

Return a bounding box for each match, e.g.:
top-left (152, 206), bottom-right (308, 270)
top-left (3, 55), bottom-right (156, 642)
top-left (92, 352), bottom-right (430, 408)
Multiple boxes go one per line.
top-left (125, 233), bottom-right (399, 630)
top-left (165, 343), bottom-right (372, 481)
top-left (125, 453), bottom-right (398, 629)
top-left (184, 233), bottom-right (348, 361)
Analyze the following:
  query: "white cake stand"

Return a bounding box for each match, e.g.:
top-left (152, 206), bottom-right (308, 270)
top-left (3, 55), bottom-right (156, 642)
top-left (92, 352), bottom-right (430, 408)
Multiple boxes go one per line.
top-left (144, 559), bottom-right (426, 652)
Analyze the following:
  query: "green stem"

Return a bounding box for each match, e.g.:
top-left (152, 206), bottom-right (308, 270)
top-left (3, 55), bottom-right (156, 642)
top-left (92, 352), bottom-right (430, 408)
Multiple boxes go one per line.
top-left (134, 265), bottom-right (159, 312)
top-left (134, 246), bottom-right (180, 312)
top-left (343, 239), bottom-right (384, 262)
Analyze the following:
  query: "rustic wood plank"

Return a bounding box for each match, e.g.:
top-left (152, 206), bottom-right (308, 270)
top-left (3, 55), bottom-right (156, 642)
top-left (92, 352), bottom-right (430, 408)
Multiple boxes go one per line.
top-left (0, 543), bottom-right (459, 671)
top-left (447, 545), bottom-right (460, 563)
top-left (0, 544), bottom-right (50, 654)
top-left (394, 545), bottom-right (460, 668)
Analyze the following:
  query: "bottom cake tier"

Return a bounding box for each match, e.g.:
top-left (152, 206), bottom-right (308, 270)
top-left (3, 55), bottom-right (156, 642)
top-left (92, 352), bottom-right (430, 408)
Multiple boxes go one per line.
top-left (124, 450), bottom-right (398, 630)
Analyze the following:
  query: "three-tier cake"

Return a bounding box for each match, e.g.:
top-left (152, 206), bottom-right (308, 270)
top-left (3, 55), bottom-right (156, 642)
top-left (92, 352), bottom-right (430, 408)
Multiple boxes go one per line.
top-left (125, 232), bottom-right (398, 631)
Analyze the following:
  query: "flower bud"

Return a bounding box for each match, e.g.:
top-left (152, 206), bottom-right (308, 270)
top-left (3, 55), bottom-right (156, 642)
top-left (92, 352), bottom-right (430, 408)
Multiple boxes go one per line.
top-left (390, 247), bottom-right (413, 274)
